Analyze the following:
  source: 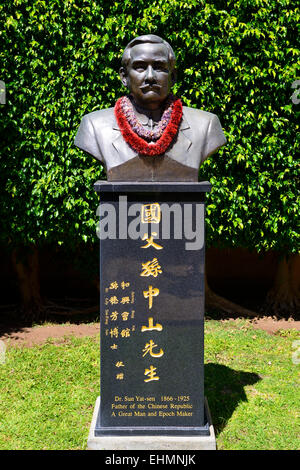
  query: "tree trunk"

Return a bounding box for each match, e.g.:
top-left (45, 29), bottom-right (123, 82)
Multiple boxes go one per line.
top-left (205, 274), bottom-right (258, 317)
top-left (263, 254), bottom-right (300, 317)
top-left (12, 245), bottom-right (43, 322)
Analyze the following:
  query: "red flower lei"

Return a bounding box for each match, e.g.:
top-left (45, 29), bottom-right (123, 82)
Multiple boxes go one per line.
top-left (114, 96), bottom-right (183, 156)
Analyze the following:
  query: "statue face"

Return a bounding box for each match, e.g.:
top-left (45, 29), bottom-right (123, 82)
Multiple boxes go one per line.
top-left (121, 42), bottom-right (174, 110)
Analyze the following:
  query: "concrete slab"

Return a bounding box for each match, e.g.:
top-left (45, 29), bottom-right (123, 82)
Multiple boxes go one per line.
top-left (87, 397), bottom-right (216, 450)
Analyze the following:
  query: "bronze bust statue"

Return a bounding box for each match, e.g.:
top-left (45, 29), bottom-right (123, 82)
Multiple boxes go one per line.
top-left (74, 34), bottom-right (226, 182)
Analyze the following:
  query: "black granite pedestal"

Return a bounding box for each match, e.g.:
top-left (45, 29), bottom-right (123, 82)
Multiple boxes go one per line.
top-left (90, 181), bottom-right (215, 449)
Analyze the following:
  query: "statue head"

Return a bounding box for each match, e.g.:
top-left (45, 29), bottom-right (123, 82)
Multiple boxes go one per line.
top-left (119, 35), bottom-right (177, 110)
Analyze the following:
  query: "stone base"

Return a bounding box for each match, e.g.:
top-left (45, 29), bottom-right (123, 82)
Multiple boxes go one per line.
top-left (87, 397), bottom-right (216, 450)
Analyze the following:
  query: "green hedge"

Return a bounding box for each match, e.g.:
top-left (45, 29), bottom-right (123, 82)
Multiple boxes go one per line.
top-left (0, 0), bottom-right (299, 253)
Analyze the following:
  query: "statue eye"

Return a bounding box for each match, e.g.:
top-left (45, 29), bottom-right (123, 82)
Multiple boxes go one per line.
top-left (154, 63), bottom-right (168, 71)
top-left (133, 63), bottom-right (146, 71)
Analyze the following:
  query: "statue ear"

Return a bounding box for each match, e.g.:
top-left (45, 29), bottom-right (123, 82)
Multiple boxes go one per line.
top-left (119, 67), bottom-right (128, 87)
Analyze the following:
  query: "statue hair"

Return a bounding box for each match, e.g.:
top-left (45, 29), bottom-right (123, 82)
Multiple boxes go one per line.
top-left (121, 34), bottom-right (176, 71)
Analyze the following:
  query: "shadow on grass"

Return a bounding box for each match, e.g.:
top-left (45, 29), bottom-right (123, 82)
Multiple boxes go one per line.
top-left (205, 363), bottom-right (261, 436)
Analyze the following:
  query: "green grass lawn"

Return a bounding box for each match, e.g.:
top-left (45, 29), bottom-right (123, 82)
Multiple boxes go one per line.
top-left (0, 319), bottom-right (299, 450)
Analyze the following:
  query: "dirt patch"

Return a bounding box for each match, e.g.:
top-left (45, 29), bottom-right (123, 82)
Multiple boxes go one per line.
top-left (0, 323), bottom-right (99, 347)
top-left (220, 316), bottom-right (300, 335)
top-left (250, 317), bottom-right (300, 335)
top-left (0, 317), bottom-right (299, 348)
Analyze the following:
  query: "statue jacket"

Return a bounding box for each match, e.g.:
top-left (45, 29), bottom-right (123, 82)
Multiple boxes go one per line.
top-left (74, 105), bottom-right (226, 181)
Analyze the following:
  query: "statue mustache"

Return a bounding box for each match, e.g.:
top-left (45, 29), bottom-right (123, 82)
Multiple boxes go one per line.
top-left (140, 84), bottom-right (161, 90)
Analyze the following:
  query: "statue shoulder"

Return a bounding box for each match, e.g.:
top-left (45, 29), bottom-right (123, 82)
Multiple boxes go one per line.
top-left (182, 106), bottom-right (226, 161)
top-left (74, 107), bottom-right (116, 161)
top-left (80, 107), bottom-right (115, 129)
top-left (182, 106), bottom-right (219, 124)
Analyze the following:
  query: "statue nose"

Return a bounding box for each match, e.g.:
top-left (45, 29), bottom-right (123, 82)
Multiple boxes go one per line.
top-left (145, 65), bottom-right (156, 82)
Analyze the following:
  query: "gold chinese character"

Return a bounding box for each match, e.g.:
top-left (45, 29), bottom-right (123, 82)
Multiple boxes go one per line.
top-left (109, 281), bottom-right (118, 290)
top-left (106, 296), bottom-right (118, 305)
top-left (142, 339), bottom-right (164, 358)
top-left (120, 296), bottom-right (130, 304)
top-left (140, 258), bottom-right (162, 278)
top-left (110, 344), bottom-right (118, 350)
top-left (109, 327), bottom-right (119, 338)
top-left (143, 285), bottom-right (160, 309)
top-left (141, 317), bottom-right (163, 332)
top-left (141, 203), bottom-right (161, 224)
top-left (121, 311), bottom-right (130, 321)
top-left (144, 365), bottom-right (159, 382)
top-left (141, 232), bottom-right (163, 250)
top-left (105, 309), bottom-right (109, 325)
top-left (121, 281), bottom-right (130, 290)
top-left (116, 373), bottom-right (124, 380)
top-left (115, 361), bottom-right (125, 368)
top-left (110, 311), bottom-right (118, 321)
top-left (121, 328), bottom-right (131, 338)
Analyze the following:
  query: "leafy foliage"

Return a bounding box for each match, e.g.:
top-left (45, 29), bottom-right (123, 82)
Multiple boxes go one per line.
top-left (0, 0), bottom-right (299, 253)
